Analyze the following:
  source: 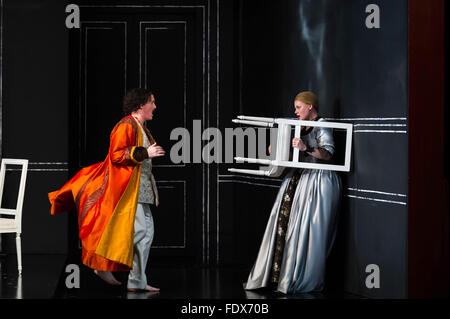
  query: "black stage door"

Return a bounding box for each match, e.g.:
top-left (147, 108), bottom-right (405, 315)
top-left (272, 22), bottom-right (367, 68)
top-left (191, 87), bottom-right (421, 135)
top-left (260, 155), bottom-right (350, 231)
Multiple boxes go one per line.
top-left (68, 4), bottom-right (209, 265)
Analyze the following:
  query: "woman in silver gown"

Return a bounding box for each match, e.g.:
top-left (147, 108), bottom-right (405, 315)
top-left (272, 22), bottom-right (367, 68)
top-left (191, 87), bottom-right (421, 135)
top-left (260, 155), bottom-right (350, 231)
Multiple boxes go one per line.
top-left (244, 91), bottom-right (342, 294)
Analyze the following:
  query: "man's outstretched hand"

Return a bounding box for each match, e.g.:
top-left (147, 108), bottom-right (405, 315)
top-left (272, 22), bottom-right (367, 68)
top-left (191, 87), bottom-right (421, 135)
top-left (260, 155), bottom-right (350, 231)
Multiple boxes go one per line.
top-left (147, 143), bottom-right (165, 158)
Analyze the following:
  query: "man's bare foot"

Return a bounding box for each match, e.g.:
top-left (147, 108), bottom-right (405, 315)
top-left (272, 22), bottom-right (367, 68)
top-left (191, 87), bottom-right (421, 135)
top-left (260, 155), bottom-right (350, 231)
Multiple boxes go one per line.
top-left (94, 270), bottom-right (121, 285)
top-left (144, 284), bottom-right (160, 292)
top-left (127, 284), bottom-right (160, 292)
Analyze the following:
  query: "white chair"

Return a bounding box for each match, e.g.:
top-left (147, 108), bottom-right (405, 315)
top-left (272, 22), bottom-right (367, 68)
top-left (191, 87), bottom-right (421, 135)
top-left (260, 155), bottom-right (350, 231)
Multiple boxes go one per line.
top-left (229, 115), bottom-right (353, 176)
top-left (0, 158), bottom-right (28, 275)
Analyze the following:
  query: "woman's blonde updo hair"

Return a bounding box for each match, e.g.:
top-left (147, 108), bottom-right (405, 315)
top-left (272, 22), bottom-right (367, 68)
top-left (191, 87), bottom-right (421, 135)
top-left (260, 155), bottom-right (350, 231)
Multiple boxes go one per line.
top-left (294, 91), bottom-right (319, 112)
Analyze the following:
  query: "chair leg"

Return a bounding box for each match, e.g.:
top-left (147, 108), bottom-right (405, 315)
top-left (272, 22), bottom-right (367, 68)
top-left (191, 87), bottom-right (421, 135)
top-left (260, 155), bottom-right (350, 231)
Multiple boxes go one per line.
top-left (16, 233), bottom-right (22, 275)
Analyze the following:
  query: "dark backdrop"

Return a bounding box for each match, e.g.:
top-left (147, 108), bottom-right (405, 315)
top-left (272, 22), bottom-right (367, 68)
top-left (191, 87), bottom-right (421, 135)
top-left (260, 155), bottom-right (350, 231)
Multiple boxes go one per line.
top-left (1, 0), bottom-right (447, 299)
top-left (218, 0), bottom-right (408, 298)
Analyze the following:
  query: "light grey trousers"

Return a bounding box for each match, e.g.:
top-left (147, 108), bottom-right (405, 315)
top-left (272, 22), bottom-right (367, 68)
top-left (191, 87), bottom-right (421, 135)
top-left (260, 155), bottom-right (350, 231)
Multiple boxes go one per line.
top-left (127, 203), bottom-right (154, 289)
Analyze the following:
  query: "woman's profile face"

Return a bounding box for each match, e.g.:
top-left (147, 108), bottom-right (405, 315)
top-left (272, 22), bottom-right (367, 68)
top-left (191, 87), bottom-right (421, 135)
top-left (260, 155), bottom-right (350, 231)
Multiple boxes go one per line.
top-left (294, 100), bottom-right (311, 120)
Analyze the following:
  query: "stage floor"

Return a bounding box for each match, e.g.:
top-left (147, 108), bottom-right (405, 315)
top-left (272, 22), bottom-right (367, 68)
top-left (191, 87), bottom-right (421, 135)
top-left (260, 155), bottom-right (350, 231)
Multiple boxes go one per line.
top-left (0, 254), bottom-right (362, 299)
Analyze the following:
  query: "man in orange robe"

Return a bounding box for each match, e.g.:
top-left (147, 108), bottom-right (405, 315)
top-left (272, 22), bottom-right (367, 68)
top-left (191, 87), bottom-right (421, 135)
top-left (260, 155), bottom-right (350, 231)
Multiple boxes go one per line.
top-left (48, 88), bottom-right (164, 290)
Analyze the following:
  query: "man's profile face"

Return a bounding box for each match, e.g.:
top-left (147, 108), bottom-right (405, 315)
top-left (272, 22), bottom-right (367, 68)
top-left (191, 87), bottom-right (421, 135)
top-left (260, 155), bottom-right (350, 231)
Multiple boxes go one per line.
top-left (140, 94), bottom-right (156, 121)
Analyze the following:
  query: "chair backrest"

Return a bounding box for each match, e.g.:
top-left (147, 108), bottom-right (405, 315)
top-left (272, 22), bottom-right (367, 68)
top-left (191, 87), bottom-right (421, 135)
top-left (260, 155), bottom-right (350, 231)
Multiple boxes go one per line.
top-left (230, 116), bottom-right (353, 176)
top-left (0, 158), bottom-right (29, 232)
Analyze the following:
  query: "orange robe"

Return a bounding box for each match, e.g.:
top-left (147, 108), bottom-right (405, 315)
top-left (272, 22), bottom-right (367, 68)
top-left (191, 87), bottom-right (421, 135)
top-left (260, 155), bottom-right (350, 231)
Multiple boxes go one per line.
top-left (48, 115), bottom-right (155, 271)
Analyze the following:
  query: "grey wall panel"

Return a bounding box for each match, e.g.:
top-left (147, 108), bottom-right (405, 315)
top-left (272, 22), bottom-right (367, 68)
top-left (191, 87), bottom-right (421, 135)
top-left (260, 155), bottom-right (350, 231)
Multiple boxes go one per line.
top-left (342, 200), bottom-right (407, 298)
top-left (351, 133), bottom-right (408, 196)
top-left (236, 0), bottom-right (408, 298)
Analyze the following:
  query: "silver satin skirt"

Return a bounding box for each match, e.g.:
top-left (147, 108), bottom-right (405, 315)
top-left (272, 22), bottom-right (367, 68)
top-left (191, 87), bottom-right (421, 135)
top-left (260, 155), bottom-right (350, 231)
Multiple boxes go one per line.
top-left (244, 168), bottom-right (342, 294)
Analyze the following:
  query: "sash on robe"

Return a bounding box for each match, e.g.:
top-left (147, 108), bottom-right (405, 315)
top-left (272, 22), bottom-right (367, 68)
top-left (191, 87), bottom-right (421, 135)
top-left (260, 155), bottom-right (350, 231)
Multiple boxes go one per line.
top-left (48, 115), bottom-right (156, 271)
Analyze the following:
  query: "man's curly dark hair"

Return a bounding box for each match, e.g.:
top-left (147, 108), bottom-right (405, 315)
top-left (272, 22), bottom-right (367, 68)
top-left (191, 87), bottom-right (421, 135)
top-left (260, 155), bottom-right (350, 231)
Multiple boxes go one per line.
top-left (123, 88), bottom-right (154, 115)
